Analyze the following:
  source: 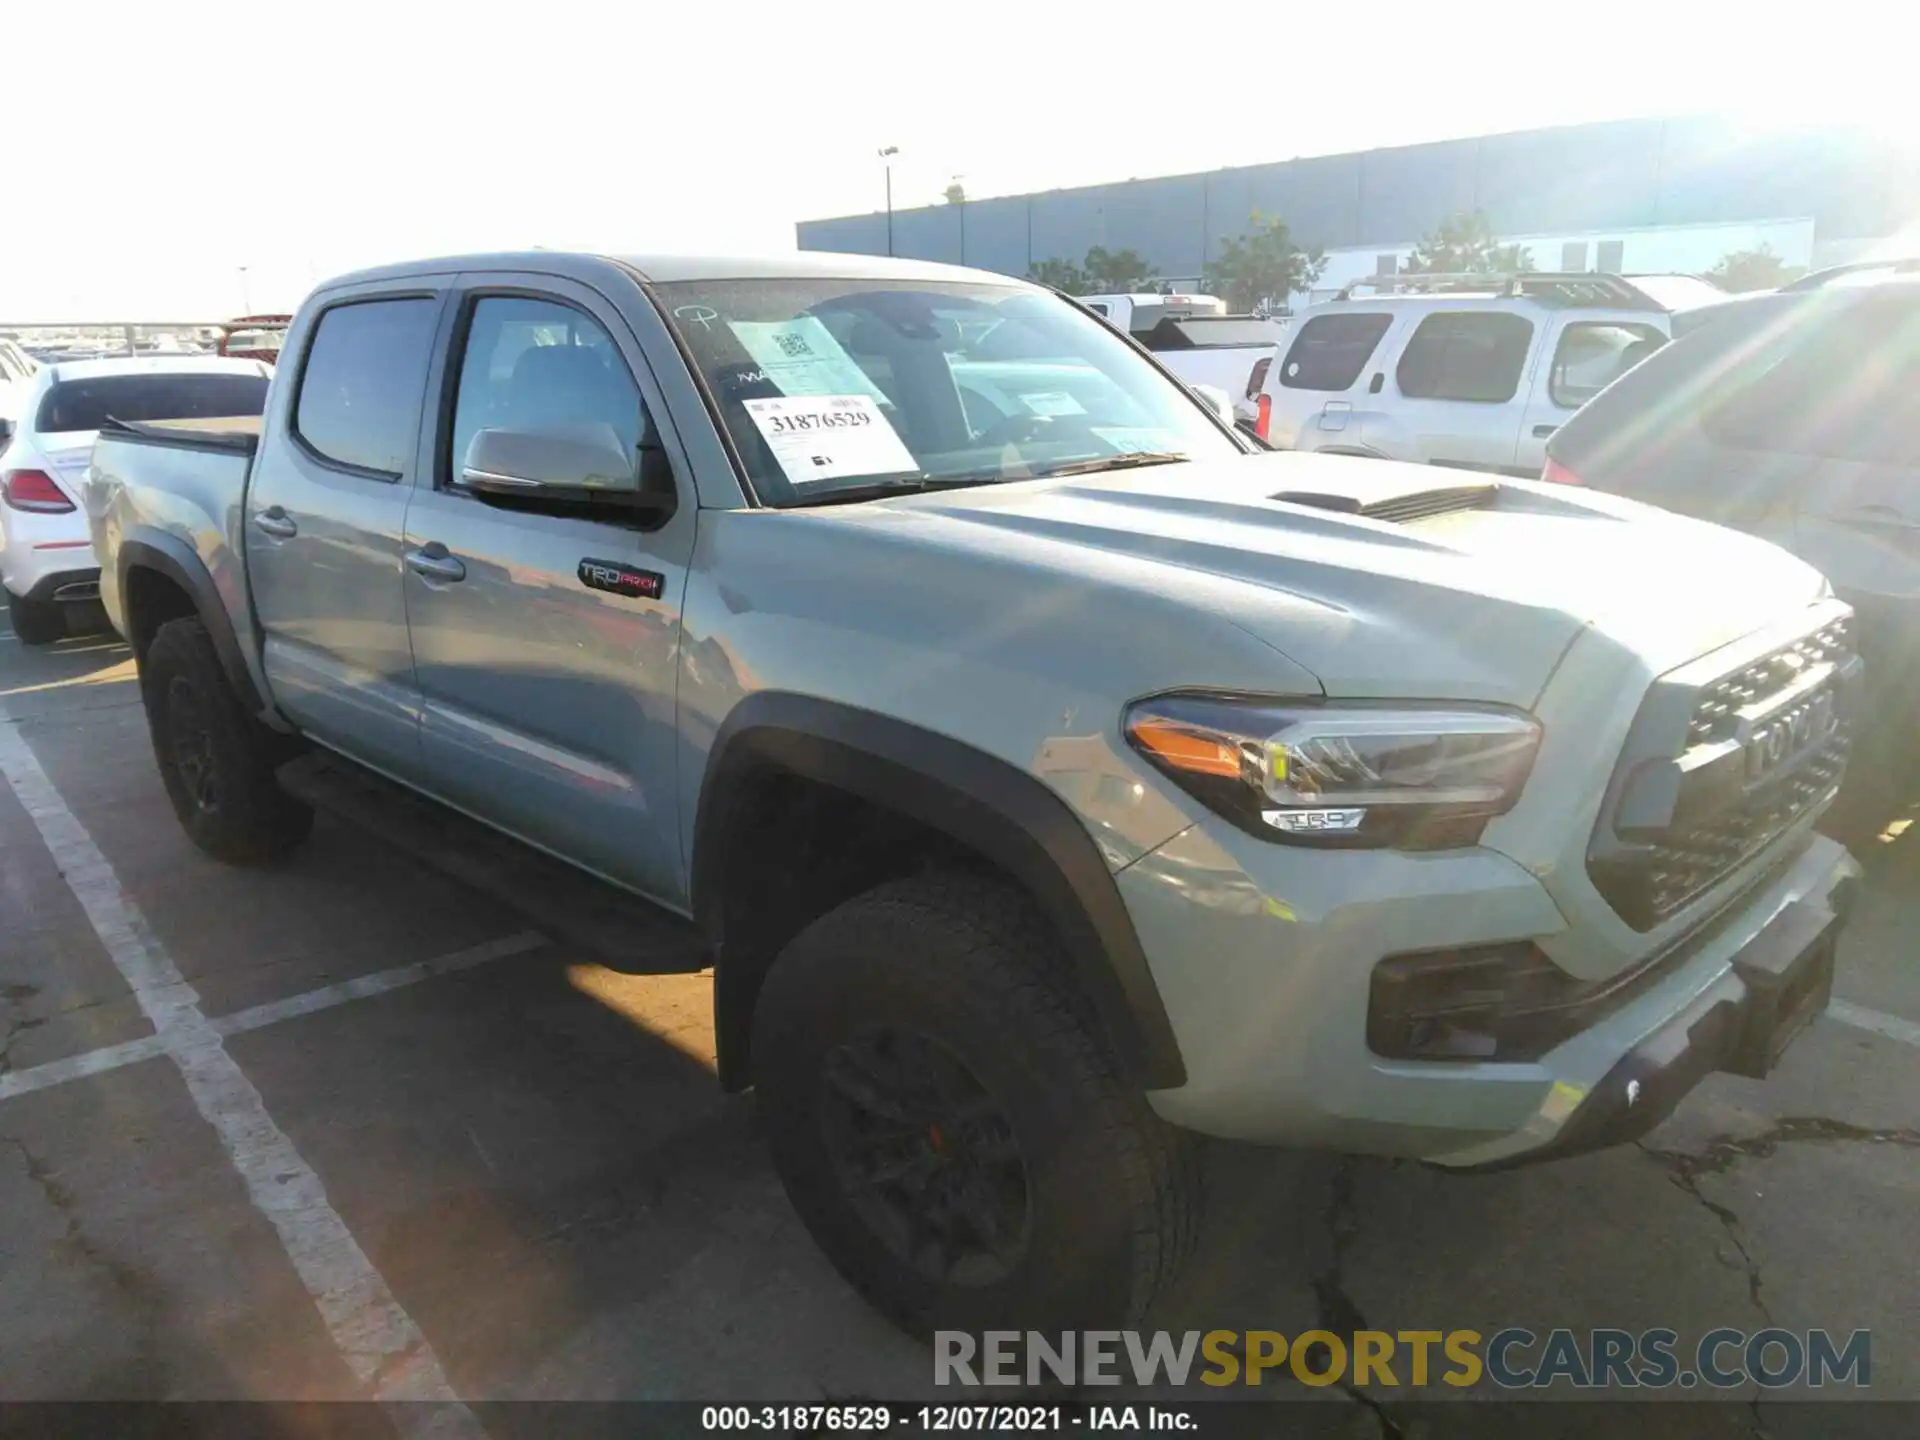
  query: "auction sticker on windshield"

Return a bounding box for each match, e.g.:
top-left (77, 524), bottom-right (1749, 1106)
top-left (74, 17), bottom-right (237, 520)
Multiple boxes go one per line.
top-left (742, 394), bottom-right (919, 485)
top-left (727, 318), bottom-right (888, 401)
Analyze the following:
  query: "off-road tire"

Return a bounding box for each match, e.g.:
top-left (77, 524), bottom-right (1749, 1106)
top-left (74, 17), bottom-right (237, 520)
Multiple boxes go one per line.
top-left (752, 871), bottom-right (1203, 1337)
top-left (141, 617), bottom-right (312, 863)
top-left (7, 589), bottom-right (64, 646)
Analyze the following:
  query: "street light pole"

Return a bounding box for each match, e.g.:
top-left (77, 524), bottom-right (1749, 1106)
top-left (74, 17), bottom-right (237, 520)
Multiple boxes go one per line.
top-left (878, 146), bottom-right (899, 257)
top-left (238, 266), bottom-right (252, 313)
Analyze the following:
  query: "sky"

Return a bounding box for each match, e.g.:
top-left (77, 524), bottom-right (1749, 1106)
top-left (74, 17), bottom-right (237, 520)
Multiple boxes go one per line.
top-left (5, 0), bottom-right (1919, 321)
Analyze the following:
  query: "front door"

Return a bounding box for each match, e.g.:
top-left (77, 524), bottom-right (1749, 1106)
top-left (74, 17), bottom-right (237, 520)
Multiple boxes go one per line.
top-left (245, 287), bottom-right (449, 777)
top-left (402, 279), bottom-right (695, 907)
top-left (1367, 308), bottom-right (1539, 473)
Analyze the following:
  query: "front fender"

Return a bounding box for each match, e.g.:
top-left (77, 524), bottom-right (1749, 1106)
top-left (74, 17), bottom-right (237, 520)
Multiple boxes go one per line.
top-left (694, 693), bottom-right (1188, 1092)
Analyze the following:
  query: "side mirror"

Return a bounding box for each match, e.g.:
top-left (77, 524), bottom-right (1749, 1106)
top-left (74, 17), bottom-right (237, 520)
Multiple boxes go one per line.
top-left (461, 423), bottom-right (676, 527)
top-left (1190, 383), bottom-right (1236, 429)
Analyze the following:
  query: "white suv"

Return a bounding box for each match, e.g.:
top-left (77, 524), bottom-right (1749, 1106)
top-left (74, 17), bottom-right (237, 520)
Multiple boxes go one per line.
top-left (2, 356), bottom-right (270, 643)
top-left (1252, 273), bottom-right (1673, 477)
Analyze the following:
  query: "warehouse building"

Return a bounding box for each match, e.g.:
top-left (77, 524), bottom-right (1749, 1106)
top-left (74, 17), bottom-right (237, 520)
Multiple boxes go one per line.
top-left (797, 118), bottom-right (1920, 307)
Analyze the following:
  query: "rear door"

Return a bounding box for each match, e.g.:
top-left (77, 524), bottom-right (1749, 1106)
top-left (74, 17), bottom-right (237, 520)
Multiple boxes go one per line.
top-left (244, 283), bottom-right (450, 776)
top-left (401, 275), bottom-right (696, 906)
top-left (1367, 308), bottom-right (1539, 472)
top-left (1514, 313), bottom-right (1667, 472)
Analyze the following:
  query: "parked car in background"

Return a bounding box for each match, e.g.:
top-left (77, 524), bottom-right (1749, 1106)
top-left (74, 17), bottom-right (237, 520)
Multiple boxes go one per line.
top-left (88, 248), bottom-right (1861, 1339)
top-left (1546, 262), bottom-right (1920, 779)
top-left (1079, 292), bottom-right (1288, 424)
top-left (1253, 272), bottom-right (1674, 476)
top-left (217, 314), bottom-right (293, 364)
top-left (2, 355), bottom-right (270, 642)
top-left (0, 340), bottom-right (37, 449)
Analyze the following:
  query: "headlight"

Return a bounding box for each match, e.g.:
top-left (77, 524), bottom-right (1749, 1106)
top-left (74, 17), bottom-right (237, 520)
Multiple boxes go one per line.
top-left (1123, 695), bottom-right (1542, 848)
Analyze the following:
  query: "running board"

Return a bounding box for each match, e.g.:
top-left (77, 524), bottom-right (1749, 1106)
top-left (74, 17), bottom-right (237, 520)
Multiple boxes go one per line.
top-left (276, 749), bottom-right (710, 975)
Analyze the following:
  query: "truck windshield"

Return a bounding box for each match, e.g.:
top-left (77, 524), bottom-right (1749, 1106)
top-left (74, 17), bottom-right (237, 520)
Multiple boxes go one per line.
top-left (37, 372), bottom-right (270, 434)
top-left (653, 278), bottom-right (1241, 506)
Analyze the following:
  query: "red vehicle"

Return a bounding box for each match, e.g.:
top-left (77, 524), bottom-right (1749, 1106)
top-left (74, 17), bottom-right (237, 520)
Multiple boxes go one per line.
top-left (216, 314), bottom-right (292, 364)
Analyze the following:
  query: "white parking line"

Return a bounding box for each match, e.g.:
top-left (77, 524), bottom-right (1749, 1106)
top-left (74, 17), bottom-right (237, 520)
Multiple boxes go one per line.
top-left (1829, 998), bottom-right (1920, 1050)
top-left (0, 708), bottom-right (487, 1431)
top-left (0, 931), bottom-right (548, 1105)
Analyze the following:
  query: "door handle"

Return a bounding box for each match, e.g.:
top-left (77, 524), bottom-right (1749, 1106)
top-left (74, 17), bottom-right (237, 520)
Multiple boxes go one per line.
top-left (405, 542), bottom-right (467, 583)
top-left (1531, 424), bottom-right (1559, 439)
top-left (253, 507), bottom-right (297, 539)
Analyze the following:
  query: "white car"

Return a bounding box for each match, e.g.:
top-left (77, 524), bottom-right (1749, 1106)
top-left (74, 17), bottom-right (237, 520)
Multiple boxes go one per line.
top-left (2, 356), bottom-right (271, 643)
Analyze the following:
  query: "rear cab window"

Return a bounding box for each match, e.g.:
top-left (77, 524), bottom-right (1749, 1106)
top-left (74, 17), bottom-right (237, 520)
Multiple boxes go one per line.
top-left (1396, 312), bottom-right (1534, 403)
top-left (293, 297), bottom-right (442, 475)
top-left (1278, 313), bottom-right (1393, 392)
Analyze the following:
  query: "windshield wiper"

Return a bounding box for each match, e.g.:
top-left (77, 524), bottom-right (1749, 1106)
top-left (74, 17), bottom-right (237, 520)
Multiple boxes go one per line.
top-left (785, 476), bottom-right (991, 508)
top-left (1027, 451), bottom-right (1191, 480)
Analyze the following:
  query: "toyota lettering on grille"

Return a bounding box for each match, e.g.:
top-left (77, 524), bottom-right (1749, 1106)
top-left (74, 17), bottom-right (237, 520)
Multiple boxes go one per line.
top-left (1744, 686), bottom-right (1838, 781)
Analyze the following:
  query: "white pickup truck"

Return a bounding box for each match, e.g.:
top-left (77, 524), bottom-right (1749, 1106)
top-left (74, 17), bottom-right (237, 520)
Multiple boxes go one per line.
top-left (1079, 292), bottom-right (1287, 425)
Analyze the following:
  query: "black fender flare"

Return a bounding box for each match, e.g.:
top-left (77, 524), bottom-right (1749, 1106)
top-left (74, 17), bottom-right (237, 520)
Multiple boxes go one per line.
top-left (693, 694), bottom-right (1187, 1091)
top-left (118, 536), bottom-right (266, 713)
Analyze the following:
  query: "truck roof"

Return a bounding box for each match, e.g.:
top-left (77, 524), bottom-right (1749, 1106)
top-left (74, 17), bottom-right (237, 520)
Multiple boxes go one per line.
top-left (320, 250), bottom-right (1023, 291)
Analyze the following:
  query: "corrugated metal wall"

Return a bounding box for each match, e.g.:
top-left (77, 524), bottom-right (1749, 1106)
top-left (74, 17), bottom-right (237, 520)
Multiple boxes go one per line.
top-left (798, 119), bottom-right (1920, 279)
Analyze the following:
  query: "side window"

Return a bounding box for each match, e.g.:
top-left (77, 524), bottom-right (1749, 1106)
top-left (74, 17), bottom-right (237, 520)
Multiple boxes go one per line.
top-left (1396, 312), bottom-right (1535, 404)
top-left (1550, 322), bottom-right (1667, 408)
top-left (448, 296), bottom-right (647, 491)
top-left (1083, 302), bottom-right (1111, 318)
top-left (1279, 313), bottom-right (1393, 392)
top-left (1701, 298), bottom-right (1920, 467)
top-left (294, 298), bottom-right (440, 474)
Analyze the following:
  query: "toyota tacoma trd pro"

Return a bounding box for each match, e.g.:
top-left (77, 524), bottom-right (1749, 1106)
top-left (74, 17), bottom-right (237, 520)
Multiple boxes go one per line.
top-left (86, 250), bottom-right (1862, 1338)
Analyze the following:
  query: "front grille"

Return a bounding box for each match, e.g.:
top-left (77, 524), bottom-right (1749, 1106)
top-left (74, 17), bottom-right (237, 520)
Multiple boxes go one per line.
top-left (1643, 731), bottom-right (1848, 920)
top-left (1588, 610), bottom-right (1860, 931)
top-left (1686, 616), bottom-right (1853, 747)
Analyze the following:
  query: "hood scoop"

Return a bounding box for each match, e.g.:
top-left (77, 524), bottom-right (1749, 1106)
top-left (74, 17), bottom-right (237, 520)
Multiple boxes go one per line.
top-left (1271, 478), bottom-right (1499, 525)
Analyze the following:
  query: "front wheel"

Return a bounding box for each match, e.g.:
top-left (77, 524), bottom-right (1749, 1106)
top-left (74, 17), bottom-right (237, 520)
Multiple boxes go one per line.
top-left (141, 617), bottom-right (313, 863)
top-left (752, 872), bottom-right (1202, 1337)
top-left (7, 589), bottom-right (64, 646)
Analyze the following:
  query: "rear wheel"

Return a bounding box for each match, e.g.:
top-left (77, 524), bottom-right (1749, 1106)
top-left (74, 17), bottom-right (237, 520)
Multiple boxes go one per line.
top-left (6, 589), bottom-right (64, 646)
top-left (141, 617), bottom-right (312, 863)
top-left (752, 872), bottom-right (1202, 1337)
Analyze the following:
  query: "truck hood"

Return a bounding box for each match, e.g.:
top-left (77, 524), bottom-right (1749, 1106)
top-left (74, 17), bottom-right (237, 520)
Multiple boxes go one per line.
top-left (861, 453), bottom-right (1828, 705)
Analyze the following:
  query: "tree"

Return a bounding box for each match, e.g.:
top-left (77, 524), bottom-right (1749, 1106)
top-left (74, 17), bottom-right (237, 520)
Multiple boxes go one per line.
top-left (1027, 257), bottom-right (1091, 293)
top-left (1082, 246), bottom-right (1156, 292)
top-left (1707, 244), bottom-right (1805, 293)
top-left (1203, 213), bottom-right (1325, 312)
top-left (1404, 210), bottom-right (1534, 275)
top-left (943, 181), bottom-right (966, 205)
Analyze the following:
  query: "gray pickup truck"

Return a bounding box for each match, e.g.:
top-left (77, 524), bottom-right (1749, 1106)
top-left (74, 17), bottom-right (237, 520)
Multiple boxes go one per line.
top-left (86, 249), bottom-right (1862, 1339)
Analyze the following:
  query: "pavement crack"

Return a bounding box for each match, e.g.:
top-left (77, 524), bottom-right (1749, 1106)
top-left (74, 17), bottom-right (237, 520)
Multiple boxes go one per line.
top-left (0, 1132), bottom-right (168, 1386)
top-left (1645, 1116), bottom-right (1920, 1180)
top-left (1640, 1137), bottom-right (1775, 1325)
top-left (1309, 1158), bottom-right (1405, 1440)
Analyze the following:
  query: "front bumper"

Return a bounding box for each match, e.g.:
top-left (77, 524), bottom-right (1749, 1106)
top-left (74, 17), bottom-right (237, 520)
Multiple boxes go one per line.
top-left (1120, 814), bottom-right (1858, 1164)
